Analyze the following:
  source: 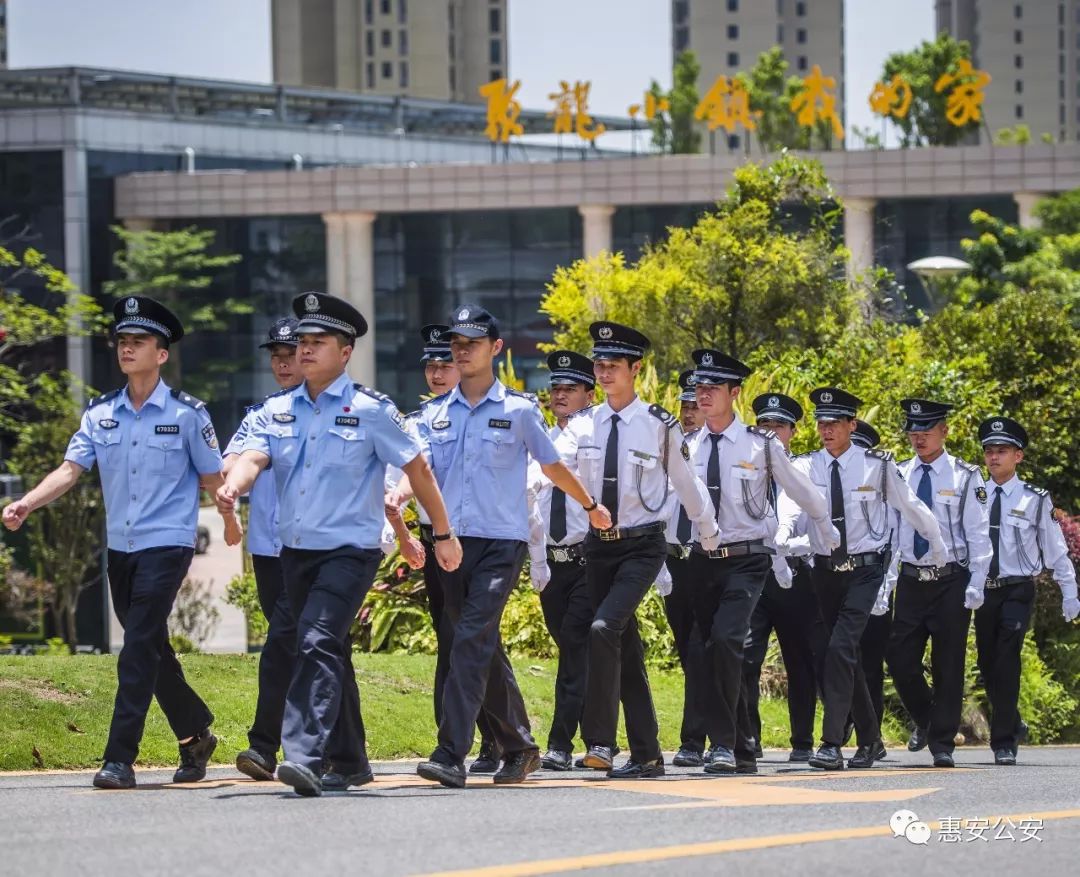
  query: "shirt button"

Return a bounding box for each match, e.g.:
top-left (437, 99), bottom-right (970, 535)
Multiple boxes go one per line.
top-left (131, 495), bottom-right (136, 500)
top-left (127, 540), bottom-right (134, 548)
top-left (310, 434), bottom-right (316, 440)
top-left (300, 489), bottom-right (306, 495)
top-left (305, 462), bottom-right (312, 468)
top-left (314, 408), bottom-right (321, 415)
top-left (125, 520), bottom-right (130, 526)
top-left (132, 441), bottom-right (138, 446)
top-left (135, 416), bottom-right (140, 421)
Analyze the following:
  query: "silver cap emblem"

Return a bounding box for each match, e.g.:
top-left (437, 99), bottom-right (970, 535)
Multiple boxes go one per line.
top-left (125, 297), bottom-right (139, 315)
top-left (598, 326), bottom-right (613, 340)
top-left (557, 355), bottom-right (571, 368)
top-left (304, 293), bottom-right (319, 312)
top-left (820, 391), bottom-right (833, 404)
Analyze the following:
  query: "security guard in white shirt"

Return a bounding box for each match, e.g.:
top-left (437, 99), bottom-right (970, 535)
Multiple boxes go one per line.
top-left (883, 398), bottom-right (992, 768)
top-left (527, 350), bottom-right (596, 772)
top-left (782, 388), bottom-right (945, 771)
top-left (977, 416), bottom-right (1079, 765)
top-left (687, 353), bottom-right (837, 775)
top-left (567, 322), bottom-right (721, 779)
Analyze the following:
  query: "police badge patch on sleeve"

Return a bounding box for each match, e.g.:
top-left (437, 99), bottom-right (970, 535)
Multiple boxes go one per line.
top-left (681, 440), bottom-right (690, 461)
top-left (975, 486), bottom-right (987, 504)
top-left (390, 408), bottom-right (407, 431)
top-left (202, 423), bottom-right (219, 450)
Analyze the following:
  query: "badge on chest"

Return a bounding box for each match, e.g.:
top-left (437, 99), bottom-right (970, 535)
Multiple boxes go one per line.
top-left (488, 418), bottom-right (511, 430)
top-left (335, 415), bottom-right (360, 427)
top-left (731, 461), bottom-right (758, 482)
top-left (98, 418), bottom-right (119, 430)
top-left (937, 488), bottom-right (960, 507)
top-left (628, 449), bottom-right (657, 469)
top-left (273, 413), bottom-right (296, 424)
top-left (155, 424), bottom-right (180, 435)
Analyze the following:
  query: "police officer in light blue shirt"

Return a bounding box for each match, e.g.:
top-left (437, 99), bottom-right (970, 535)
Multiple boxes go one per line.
top-left (3, 296), bottom-right (240, 790)
top-left (218, 292), bottom-right (460, 797)
top-left (408, 304), bottom-right (610, 790)
top-left (226, 317), bottom-right (303, 783)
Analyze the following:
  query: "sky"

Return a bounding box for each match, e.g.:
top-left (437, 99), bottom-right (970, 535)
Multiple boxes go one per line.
top-left (7, 0), bottom-right (936, 143)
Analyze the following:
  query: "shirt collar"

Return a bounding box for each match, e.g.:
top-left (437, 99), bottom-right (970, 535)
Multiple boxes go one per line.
top-left (116, 378), bottom-right (169, 413)
top-left (599, 396), bottom-right (644, 425)
top-left (991, 474), bottom-right (1022, 497)
top-left (449, 378), bottom-right (506, 410)
top-left (919, 449), bottom-right (951, 475)
top-left (704, 411), bottom-right (744, 441)
top-left (299, 370), bottom-right (352, 408)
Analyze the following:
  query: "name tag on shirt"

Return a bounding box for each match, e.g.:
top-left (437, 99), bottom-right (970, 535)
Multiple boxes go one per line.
top-left (937, 489), bottom-right (961, 507)
top-left (488, 418), bottom-right (512, 429)
top-left (335, 416), bottom-right (360, 427)
top-left (628, 449), bottom-right (657, 469)
top-left (155, 425), bottom-right (180, 434)
top-left (1008, 509), bottom-right (1033, 529)
top-left (852, 486), bottom-right (877, 502)
top-left (731, 462), bottom-right (757, 481)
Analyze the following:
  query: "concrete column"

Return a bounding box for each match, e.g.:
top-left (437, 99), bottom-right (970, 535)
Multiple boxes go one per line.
top-left (843, 197), bottom-right (877, 280)
top-left (1013, 192), bottom-right (1044, 230)
top-left (62, 147), bottom-right (91, 404)
top-left (579, 204), bottom-right (615, 260)
top-left (322, 210), bottom-right (377, 385)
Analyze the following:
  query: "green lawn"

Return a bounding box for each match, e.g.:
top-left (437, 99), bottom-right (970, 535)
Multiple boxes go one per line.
top-left (0, 653), bottom-right (909, 771)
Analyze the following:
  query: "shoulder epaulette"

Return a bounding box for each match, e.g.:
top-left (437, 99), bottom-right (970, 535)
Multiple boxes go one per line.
top-left (685, 426), bottom-right (701, 437)
top-left (404, 408), bottom-right (421, 420)
top-left (506, 387), bottom-right (539, 404)
top-left (170, 388), bottom-right (206, 410)
top-left (420, 390), bottom-right (451, 408)
top-left (569, 404), bottom-right (594, 420)
top-left (247, 386), bottom-right (293, 413)
top-left (352, 382), bottom-right (392, 404)
top-left (955, 459), bottom-right (981, 474)
top-left (793, 451), bottom-right (813, 460)
top-left (86, 388), bottom-right (122, 409)
top-left (866, 448), bottom-right (894, 462)
top-left (747, 425), bottom-right (776, 441)
top-left (648, 403), bottom-right (679, 429)
top-left (1024, 483), bottom-right (1049, 497)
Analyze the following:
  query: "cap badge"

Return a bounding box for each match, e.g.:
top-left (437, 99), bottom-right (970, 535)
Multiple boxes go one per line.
top-left (992, 420), bottom-right (1004, 432)
top-left (911, 401), bottom-right (923, 414)
top-left (768, 395), bottom-right (779, 408)
top-left (820, 391), bottom-right (833, 404)
top-left (124, 297), bottom-right (139, 315)
top-left (701, 352), bottom-right (714, 366)
top-left (687, 374), bottom-right (697, 385)
top-left (429, 328), bottom-right (441, 342)
top-left (457, 308), bottom-right (469, 321)
top-left (304, 293), bottom-right (319, 312)
top-left (598, 326), bottom-right (613, 340)
top-left (278, 325), bottom-right (290, 337)
top-left (557, 355), bottom-right (571, 368)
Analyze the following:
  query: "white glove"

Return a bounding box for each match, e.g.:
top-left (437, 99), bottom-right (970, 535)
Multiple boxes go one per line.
top-left (1062, 596), bottom-right (1080, 622)
top-left (871, 584), bottom-right (890, 616)
top-left (530, 559), bottom-right (551, 593)
top-left (699, 523), bottom-right (722, 553)
top-left (812, 517), bottom-right (841, 552)
top-left (654, 561), bottom-right (673, 597)
top-left (963, 584), bottom-right (984, 611)
top-left (930, 542), bottom-right (950, 570)
top-left (380, 522), bottom-right (397, 556)
top-left (775, 563), bottom-right (793, 590)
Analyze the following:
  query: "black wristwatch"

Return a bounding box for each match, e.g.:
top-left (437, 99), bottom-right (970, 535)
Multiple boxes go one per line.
top-left (582, 497), bottom-right (598, 512)
top-left (433, 528), bottom-right (457, 542)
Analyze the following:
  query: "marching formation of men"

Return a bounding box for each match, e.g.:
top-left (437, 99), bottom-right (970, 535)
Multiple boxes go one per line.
top-left (3, 293), bottom-right (1078, 794)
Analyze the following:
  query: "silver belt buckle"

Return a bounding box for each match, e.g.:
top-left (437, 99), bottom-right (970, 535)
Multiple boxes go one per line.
top-left (678, 546), bottom-right (691, 560)
top-left (834, 557), bottom-right (855, 573)
top-left (711, 546), bottom-right (729, 559)
top-left (551, 548), bottom-right (570, 564)
top-left (599, 528), bottom-right (620, 542)
top-left (917, 566), bottom-right (937, 582)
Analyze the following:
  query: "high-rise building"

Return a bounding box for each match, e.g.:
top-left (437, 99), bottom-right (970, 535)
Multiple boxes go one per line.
top-left (936, 0), bottom-right (1079, 143)
top-left (0, 1), bottom-right (8, 70)
top-left (671, 0), bottom-right (845, 140)
top-left (271, 0), bottom-right (507, 103)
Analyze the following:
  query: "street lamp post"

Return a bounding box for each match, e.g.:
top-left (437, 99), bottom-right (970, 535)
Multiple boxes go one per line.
top-left (906, 255), bottom-right (972, 311)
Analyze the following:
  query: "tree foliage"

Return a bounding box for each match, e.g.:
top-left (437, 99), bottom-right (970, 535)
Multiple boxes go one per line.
top-left (649, 51), bottom-right (702, 155)
top-left (737, 48), bottom-right (834, 152)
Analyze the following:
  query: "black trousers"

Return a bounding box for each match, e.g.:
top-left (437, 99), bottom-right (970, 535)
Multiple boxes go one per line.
top-left (975, 579), bottom-right (1034, 752)
top-left (689, 552), bottom-right (770, 758)
top-left (420, 533), bottom-right (497, 747)
top-left (860, 597), bottom-right (892, 726)
top-left (104, 547), bottom-right (213, 763)
top-left (581, 532), bottom-right (665, 763)
top-left (663, 553), bottom-right (709, 753)
top-left (886, 569), bottom-right (971, 756)
top-left (247, 553), bottom-right (298, 757)
top-left (538, 555), bottom-right (592, 753)
top-left (812, 563), bottom-right (882, 748)
top-left (279, 546), bottom-right (380, 774)
top-left (742, 563), bottom-right (818, 751)
top-left (433, 537), bottom-right (536, 766)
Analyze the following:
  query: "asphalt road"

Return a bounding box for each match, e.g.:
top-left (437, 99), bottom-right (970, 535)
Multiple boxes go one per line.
top-left (3, 747), bottom-right (1078, 876)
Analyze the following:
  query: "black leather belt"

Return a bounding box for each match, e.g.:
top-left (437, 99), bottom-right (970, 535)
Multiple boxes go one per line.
top-left (814, 551), bottom-right (885, 573)
top-left (589, 522), bottom-right (666, 542)
top-left (691, 538), bottom-right (774, 560)
top-left (786, 556), bottom-right (810, 572)
top-left (547, 542), bottom-right (586, 564)
top-left (899, 561), bottom-right (964, 582)
top-left (666, 543), bottom-right (691, 560)
top-left (985, 575), bottom-right (1034, 590)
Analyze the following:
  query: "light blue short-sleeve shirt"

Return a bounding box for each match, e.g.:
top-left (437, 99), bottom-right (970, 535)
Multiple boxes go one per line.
top-left (225, 401), bottom-right (283, 557)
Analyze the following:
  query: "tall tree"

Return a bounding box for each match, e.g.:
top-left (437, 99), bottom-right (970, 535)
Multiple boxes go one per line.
top-left (649, 51), bottom-right (702, 155)
top-left (737, 48), bottom-right (839, 152)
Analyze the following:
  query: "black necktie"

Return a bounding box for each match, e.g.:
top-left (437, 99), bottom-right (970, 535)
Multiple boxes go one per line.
top-left (676, 505), bottom-right (691, 544)
top-left (914, 463), bottom-right (933, 559)
top-left (830, 459), bottom-right (847, 563)
top-left (602, 414), bottom-right (620, 526)
top-left (549, 486), bottom-right (567, 543)
top-left (988, 485), bottom-right (1003, 579)
top-left (707, 433), bottom-right (722, 519)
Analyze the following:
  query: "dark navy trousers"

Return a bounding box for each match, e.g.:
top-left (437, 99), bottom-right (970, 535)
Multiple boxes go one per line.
top-left (246, 553), bottom-right (298, 758)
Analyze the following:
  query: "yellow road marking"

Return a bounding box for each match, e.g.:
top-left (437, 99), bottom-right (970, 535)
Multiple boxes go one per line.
top-left (415, 809), bottom-right (1080, 877)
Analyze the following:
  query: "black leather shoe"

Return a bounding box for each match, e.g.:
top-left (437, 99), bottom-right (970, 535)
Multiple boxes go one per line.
top-left (321, 763), bottom-right (374, 790)
top-left (173, 730), bottom-right (217, 783)
top-left (581, 745), bottom-right (614, 770)
top-left (848, 740), bottom-right (886, 769)
top-left (703, 746), bottom-right (736, 774)
top-left (540, 749), bottom-right (573, 771)
top-left (494, 749), bottom-right (541, 785)
top-left (994, 748), bottom-right (1017, 766)
top-left (735, 757), bottom-right (758, 775)
top-left (1014, 719), bottom-right (1028, 757)
top-left (277, 761), bottom-right (322, 797)
top-left (841, 720), bottom-right (855, 748)
top-left (672, 747), bottom-right (704, 767)
top-left (933, 751), bottom-right (955, 768)
top-left (809, 744), bottom-right (844, 770)
top-left (468, 741), bottom-right (502, 774)
top-left (236, 748), bottom-right (276, 781)
top-left (907, 726), bottom-right (928, 752)
top-left (93, 761), bottom-right (135, 789)
top-left (753, 740), bottom-right (764, 760)
top-left (607, 758), bottom-right (665, 779)
top-left (417, 759), bottom-right (466, 789)
top-left (788, 748), bottom-right (814, 763)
